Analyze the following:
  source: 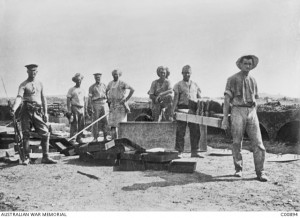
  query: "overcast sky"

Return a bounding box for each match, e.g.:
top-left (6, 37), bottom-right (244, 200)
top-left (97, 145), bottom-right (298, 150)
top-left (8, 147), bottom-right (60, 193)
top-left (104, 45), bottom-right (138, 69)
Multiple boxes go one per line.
top-left (0, 0), bottom-right (299, 98)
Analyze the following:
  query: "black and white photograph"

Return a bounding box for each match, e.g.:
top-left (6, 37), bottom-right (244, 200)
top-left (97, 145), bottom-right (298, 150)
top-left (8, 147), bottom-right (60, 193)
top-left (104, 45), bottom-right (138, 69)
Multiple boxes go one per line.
top-left (0, 0), bottom-right (299, 216)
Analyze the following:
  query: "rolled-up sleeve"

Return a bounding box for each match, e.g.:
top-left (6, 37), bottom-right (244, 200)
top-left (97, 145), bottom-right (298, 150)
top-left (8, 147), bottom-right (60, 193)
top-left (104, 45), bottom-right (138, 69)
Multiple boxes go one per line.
top-left (173, 83), bottom-right (179, 94)
top-left (67, 88), bottom-right (72, 98)
top-left (224, 78), bottom-right (233, 99)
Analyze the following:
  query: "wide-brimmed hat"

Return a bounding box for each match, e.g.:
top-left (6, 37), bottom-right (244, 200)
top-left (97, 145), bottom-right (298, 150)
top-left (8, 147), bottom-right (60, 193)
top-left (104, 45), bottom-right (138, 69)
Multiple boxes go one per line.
top-left (72, 73), bottom-right (84, 82)
top-left (236, 55), bottom-right (259, 70)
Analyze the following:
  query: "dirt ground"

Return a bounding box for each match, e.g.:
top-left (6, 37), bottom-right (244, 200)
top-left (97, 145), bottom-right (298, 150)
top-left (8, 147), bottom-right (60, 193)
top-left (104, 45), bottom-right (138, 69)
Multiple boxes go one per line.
top-left (0, 135), bottom-right (299, 212)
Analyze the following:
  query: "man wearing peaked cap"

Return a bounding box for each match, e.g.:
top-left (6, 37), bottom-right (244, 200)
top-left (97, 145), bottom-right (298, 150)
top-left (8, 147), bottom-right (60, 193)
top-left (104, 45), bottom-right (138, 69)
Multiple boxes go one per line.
top-left (222, 55), bottom-right (269, 182)
top-left (10, 64), bottom-right (57, 165)
top-left (67, 73), bottom-right (86, 144)
top-left (88, 73), bottom-right (108, 141)
top-left (25, 64), bottom-right (38, 69)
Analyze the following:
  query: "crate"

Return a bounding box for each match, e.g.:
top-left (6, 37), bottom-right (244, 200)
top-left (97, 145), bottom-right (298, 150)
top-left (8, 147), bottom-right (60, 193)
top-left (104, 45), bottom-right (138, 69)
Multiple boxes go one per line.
top-left (145, 161), bottom-right (170, 171)
top-left (168, 159), bottom-right (197, 173)
top-left (0, 142), bottom-right (15, 149)
top-left (120, 151), bottom-right (144, 161)
top-left (0, 132), bottom-right (15, 144)
top-left (142, 151), bottom-right (179, 162)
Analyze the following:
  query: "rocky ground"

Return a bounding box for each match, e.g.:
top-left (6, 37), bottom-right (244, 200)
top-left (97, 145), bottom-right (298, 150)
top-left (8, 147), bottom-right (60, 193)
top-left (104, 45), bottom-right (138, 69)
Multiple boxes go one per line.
top-left (0, 134), bottom-right (299, 212)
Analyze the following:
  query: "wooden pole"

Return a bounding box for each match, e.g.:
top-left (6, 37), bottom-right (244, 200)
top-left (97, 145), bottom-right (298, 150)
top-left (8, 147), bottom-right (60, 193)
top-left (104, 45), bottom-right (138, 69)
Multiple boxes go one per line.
top-left (199, 125), bottom-right (207, 152)
top-left (68, 113), bottom-right (109, 141)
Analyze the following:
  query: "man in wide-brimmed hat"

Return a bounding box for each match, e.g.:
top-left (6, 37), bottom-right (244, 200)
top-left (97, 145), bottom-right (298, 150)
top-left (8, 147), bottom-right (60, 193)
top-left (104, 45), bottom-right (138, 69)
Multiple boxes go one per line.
top-left (222, 55), bottom-right (269, 182)
top-left (67, 73), bottom-right (86, 144)
top-left (10, 64), bottom-right (57, 165)
top-left (148, 66), bottom-right (173, 121)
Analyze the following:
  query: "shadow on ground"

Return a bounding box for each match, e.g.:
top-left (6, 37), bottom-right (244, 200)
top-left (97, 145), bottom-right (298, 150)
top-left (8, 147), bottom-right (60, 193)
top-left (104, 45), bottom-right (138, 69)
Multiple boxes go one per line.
top-left (61, 155), bottom-right (116, 168)
top-left (121, 171), bottom-right (258, 191)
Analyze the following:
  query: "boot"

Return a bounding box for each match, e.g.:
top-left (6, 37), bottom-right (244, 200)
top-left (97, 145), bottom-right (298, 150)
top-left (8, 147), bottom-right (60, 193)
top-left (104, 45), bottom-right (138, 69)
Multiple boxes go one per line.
top-left (191, 152), bottom-right (204, 158)
top-left (41, 154), bottom-right (58, 164)
top-left (41, 136), bottom-right (58, 164)
top-left (20, 139), bottom-right (31, 165)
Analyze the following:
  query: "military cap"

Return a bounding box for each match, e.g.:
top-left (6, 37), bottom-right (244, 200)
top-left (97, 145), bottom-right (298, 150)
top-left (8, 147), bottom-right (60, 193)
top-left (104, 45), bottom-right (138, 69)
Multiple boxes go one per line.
top-left (93, 73), bottom-right (102, 76)
top-left (25, 64), bottom-right (38, 70)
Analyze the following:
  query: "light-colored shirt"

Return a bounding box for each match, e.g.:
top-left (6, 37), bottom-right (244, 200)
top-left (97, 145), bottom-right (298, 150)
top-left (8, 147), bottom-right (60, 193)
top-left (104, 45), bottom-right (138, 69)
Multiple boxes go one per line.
top-left (107, 80), bottom-right (130, 101)
top-left (148, 79), bottom-right (172, 96)
top-left (224, 71), bottom-right (258, 106)
top-left (17, 79), bottom-right (44, 104)
top-left (88, 83), bottom-right (107, 101)
top-left (173, 80), bottom-right (201, 106)
top-left (67, 86), bottom-right (85, 107)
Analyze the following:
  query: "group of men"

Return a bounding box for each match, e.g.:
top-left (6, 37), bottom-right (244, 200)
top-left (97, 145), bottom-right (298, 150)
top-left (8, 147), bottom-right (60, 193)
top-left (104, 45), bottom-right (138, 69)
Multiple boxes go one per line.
top-left (10, 54), bottom-right (269, 182)
top-left (67, 69), bottom-right (135, 143)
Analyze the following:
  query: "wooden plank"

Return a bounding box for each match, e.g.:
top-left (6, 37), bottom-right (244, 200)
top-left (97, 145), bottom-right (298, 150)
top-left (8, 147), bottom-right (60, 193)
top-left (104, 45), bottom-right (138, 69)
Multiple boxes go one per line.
top-left (199, 125), bottom-right (207, 151)
top-left (175, 113), bottom-right (222, 128)
top-left (202, 116), bottom-right (222, 128)
top-left (176, 113), bottom-right (188, 122)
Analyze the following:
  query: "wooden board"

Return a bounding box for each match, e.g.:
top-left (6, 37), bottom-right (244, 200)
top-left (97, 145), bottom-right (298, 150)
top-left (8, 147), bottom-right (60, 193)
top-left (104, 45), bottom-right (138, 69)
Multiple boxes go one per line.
top-left (267, 154), bottom-right (300, 162)
top-left (175, 113), bottom-right (222, 128)
top-left (208, 149), bottom-right (232, 156)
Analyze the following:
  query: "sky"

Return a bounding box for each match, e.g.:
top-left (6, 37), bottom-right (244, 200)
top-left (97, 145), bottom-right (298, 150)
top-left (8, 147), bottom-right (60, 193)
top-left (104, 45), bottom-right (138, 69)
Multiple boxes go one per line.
top-left (0, 0), bottom-right (299, 98)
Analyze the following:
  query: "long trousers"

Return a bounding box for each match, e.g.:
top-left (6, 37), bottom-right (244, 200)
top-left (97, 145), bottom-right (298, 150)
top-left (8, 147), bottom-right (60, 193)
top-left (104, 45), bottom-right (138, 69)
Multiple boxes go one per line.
top-left (70, 105), bottom-right (84, 141)
top-left (175, 121), bottom-right (200, 153)
top-left (231, 106), bottom-right (265, 176)
top-left (92, 102), bottom-right (108, 139)
top-left (20, 103), bottom-right (50, 156)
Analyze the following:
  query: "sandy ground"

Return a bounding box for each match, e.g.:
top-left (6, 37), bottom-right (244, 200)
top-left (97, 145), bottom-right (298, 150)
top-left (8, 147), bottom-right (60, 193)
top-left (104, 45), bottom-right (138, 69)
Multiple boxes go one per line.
top-left (0, 135), bottom-right (299, 212)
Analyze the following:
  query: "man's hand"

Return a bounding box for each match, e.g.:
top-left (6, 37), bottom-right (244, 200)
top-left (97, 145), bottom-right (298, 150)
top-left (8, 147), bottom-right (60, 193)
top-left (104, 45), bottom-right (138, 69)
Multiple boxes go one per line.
top-left (87, 107), bottom-right (93, 117)
top-left (120, 98), bottom-right (126, 104)
top-left (155, 96), bottom-right (160, 104)
top-left (221, 117), bottom-right (229, 130)
top-left (9, 109), bottom-right (15, 117)
top-left (43, 114), bottom-right (48, 123)
top-left (172, 112), bottom-right (177, 120)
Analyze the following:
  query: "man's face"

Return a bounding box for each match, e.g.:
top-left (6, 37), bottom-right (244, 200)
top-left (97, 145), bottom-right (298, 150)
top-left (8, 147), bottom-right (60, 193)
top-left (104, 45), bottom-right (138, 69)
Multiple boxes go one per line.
top-left (113, 73), bottom-right (119, 81)
top-left (27, 68), bottom-right (38, 79)
top-left (240, 58), bottom-right (253, 72)
top-left (94, 75), bottom-right (101, 83)
top-left (76, 79), bottom-right (82, 87)
top-left (182, 69), bottom-right (191, 81)
top-left (159, 69), bottom-right (167, 79)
